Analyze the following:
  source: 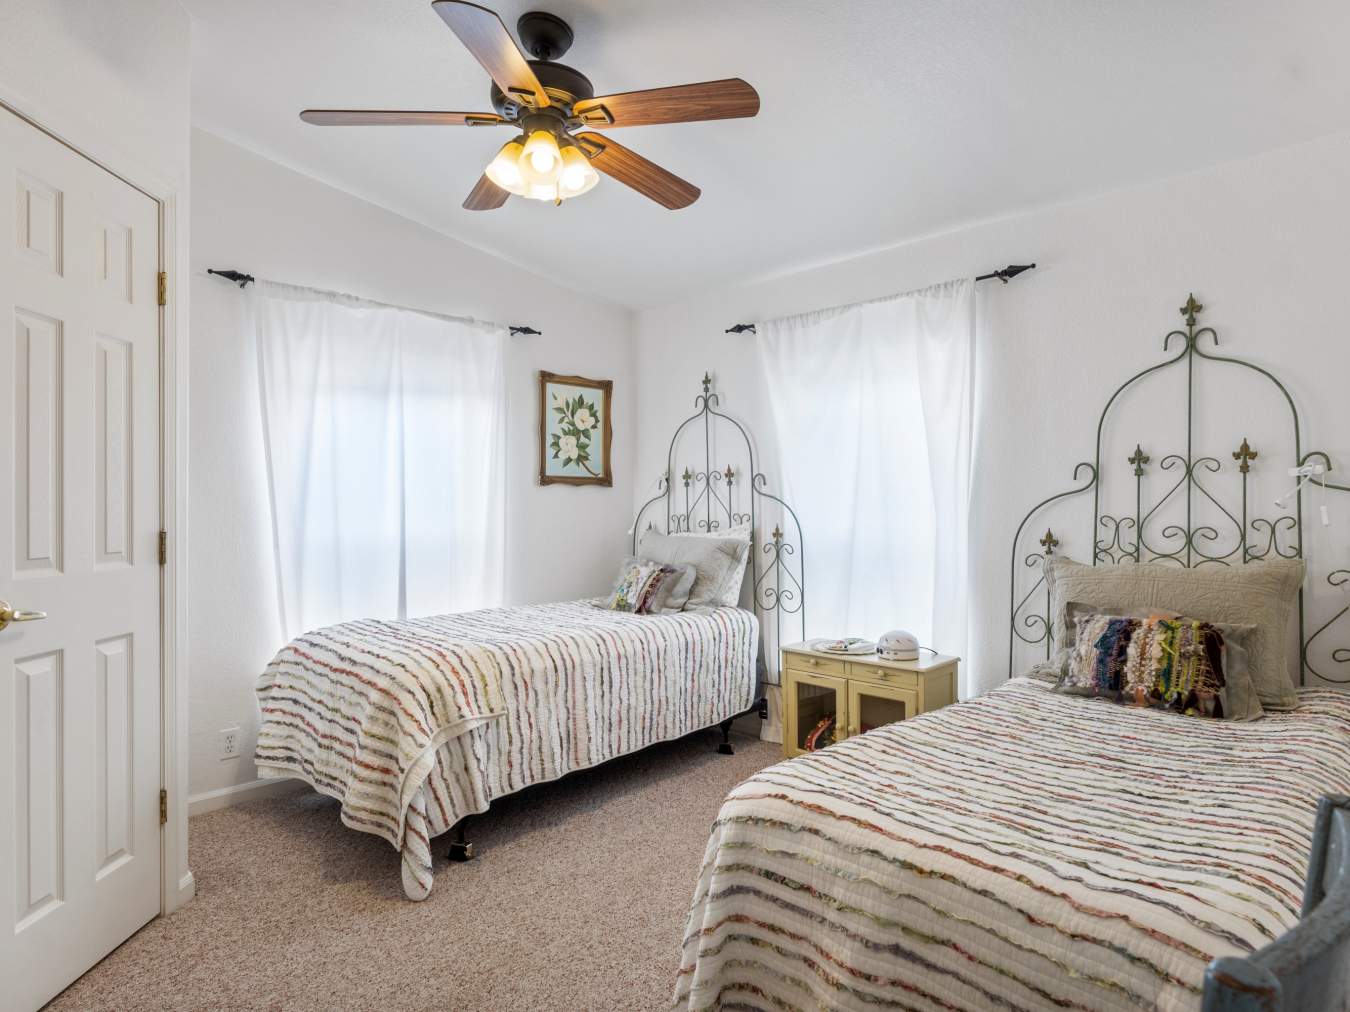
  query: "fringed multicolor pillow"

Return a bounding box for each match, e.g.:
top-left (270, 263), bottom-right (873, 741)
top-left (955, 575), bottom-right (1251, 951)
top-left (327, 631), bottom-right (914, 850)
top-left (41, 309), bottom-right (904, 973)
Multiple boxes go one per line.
top-left (1056, 611), bottom-right (1263, 720)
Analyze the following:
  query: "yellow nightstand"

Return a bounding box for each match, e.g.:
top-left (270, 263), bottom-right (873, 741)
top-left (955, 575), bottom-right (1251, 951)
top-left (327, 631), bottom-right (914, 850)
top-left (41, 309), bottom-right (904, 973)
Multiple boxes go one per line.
top-left (780, 643), bottom-right (958, 759)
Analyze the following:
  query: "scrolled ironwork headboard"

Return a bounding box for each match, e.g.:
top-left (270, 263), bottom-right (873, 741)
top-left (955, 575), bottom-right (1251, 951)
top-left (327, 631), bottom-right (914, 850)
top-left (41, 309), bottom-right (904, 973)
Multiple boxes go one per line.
top-left (631, 373), bottom-right (805, 684)
top-left (1009, 294), bottom-right (1350, 684)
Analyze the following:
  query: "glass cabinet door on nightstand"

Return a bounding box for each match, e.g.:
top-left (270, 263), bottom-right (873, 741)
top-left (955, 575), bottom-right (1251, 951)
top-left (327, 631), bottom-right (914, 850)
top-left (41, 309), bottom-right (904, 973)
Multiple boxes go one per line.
top-left (786, 671), bottom-right (847, 755)
top-left (846, 680), bottom-right (919, 738)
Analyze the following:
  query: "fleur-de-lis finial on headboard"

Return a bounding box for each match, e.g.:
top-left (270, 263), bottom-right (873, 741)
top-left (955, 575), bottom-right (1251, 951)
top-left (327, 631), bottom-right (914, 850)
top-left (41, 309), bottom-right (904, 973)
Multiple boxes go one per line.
top-left (681, 467), bottom-right (693, 487)
top-left (724, 464), bottom-right (735, 485)
top-left (1039, 529), bottom-right (1059, 555)
top-left (772, 525), bottom-right (783, 543)
top-left (1180, 293), bottom-right (1204, 327)
top-left (701, 372), bottom-right (712, 396)
top-left (1233, 438), bottom-right (1258, 474)
top-left (1128, 444), bottom-right (1150, 477)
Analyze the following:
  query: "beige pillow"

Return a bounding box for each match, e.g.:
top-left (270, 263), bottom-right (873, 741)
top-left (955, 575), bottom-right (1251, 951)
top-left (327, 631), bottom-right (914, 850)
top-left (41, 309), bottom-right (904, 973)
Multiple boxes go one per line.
top-left (1045, 557), bottom-right (1304, 709)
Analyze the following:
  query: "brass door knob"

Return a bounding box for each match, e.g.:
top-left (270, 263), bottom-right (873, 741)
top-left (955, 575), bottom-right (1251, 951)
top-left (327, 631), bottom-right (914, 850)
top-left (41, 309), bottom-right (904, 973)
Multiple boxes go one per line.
top-left (0, 600), bottom-right (47, 632)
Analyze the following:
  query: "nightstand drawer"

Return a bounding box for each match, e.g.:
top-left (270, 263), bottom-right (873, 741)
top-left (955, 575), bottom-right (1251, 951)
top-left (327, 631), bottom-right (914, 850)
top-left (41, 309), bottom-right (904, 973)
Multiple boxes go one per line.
top-left (847, 661), bottom-right (918, 687)
top-left (783, 652), bottom-right (846, 677)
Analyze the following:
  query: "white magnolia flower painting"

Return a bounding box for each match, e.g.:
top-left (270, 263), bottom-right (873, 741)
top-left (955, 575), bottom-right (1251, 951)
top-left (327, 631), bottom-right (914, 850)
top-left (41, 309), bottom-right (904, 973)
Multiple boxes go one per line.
top-left (539, 371), bottom-right (613, 486)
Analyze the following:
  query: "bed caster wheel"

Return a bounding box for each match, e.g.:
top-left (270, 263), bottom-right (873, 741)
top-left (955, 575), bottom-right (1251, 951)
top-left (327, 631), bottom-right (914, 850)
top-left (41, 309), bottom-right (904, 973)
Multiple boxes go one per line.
top-left (718, 742), bottom-right (735, 756)
top-left (448, 840), bottom-right (475, 862)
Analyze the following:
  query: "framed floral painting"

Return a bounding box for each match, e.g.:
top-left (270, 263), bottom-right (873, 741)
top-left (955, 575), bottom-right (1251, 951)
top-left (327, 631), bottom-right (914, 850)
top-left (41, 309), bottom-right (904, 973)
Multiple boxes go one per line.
top-left (539, 371), bottom-right (613, 486)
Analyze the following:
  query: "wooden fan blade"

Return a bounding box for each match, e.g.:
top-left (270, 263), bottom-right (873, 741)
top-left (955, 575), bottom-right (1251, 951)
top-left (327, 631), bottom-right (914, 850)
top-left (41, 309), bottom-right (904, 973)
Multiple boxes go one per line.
top-left (432, 1), bottom-right (549, 108)
top-left (300, 109), bottom-right (504, 126)
top-left (463, 174), bottom-right (510, 211)
top-left (574, 132), bottom-right (699, 210)
top-left (573, 79), bottom-right (759, 128)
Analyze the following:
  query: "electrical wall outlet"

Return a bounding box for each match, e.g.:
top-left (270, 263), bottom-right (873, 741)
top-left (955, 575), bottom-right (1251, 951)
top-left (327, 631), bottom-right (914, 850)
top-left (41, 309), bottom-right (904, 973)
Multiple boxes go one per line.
top-left (218, 726), bottom-right (241, 761)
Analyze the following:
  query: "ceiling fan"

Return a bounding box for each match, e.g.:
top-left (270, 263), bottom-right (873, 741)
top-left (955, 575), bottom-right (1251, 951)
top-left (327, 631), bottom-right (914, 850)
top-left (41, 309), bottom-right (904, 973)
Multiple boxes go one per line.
top-left (300, 1), bottom-right (760, 211)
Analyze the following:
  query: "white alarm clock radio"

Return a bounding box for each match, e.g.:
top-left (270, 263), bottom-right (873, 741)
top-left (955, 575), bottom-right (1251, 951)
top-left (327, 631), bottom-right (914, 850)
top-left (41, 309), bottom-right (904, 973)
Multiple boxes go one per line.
top-left (876, 629), bottom-right (920, 662)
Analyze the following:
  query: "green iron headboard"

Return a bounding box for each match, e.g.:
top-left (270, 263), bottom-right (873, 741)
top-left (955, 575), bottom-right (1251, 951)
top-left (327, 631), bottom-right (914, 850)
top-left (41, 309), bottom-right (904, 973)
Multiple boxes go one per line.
top-left (1008, 294), bottom-right (1350, 683)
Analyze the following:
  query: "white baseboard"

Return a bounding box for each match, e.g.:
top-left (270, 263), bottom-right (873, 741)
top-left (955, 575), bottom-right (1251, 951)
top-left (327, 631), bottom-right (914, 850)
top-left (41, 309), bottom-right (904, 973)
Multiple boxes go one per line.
top-left (168, 871), bottom-right (196, 913)
top-left (188, 777), bottom-right (308, 817)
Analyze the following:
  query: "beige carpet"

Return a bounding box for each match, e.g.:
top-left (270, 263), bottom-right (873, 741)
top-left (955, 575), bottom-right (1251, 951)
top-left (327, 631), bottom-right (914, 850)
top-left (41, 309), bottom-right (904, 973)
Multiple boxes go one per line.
top-left (48, 730), bottom-right (777, 1012)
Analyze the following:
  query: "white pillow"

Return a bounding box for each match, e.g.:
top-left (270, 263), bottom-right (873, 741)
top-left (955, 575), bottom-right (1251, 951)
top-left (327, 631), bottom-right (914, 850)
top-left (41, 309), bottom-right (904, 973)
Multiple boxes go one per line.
top-left (673, 522), bottom-right (753, 607)
top-left (638, 527), bottom-right (749, 609)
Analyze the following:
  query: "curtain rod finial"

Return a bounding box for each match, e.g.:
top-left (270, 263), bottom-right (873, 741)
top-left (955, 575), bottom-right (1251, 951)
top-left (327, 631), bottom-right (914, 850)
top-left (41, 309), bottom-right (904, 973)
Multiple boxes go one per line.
top-left (207, 268), bottom-right (254, 288)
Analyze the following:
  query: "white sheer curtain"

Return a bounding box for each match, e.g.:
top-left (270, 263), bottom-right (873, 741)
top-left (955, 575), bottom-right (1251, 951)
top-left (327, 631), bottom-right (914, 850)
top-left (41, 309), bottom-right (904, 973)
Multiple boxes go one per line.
top-left (252, 281), bottom-right (507, 640)
top-left (757, 277), bottom-right (975, 685)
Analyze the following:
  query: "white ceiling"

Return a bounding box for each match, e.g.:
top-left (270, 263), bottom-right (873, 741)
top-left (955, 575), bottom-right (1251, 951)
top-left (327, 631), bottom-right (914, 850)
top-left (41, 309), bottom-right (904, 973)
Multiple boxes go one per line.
top-left (186, 0), bottom-right (1350, 309)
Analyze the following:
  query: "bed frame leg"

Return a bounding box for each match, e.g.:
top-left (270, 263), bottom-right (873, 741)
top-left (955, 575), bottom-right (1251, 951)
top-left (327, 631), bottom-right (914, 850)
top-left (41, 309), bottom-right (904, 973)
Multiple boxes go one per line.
top-left (448, 818), bottom-right (475, 862)
top-left (717, 716), bottom-right (736, 755)
top-left (716, 698), bottom-right (767, 755)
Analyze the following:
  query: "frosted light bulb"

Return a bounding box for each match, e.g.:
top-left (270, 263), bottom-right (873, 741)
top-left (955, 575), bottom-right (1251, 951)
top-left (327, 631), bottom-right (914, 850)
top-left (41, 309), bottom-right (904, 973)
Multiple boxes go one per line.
top-left (558, 145), bottom-right (599, 197)
top-left (484, 139), bottom-right (526, 195)
top-left (525, 181), bottom-right (558, 202)
top-left (521, 130), bottom-right (562, 183)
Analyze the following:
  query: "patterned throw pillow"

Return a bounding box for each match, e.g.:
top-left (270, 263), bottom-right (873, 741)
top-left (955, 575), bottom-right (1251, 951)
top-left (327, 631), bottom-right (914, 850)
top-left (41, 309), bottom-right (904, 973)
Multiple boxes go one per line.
top-left (605, 560), bottom-right (664, 613)
top-left (603, 558), bottom-right (697, 614)
top-left (1056, 611), bottom-right (1256, 720)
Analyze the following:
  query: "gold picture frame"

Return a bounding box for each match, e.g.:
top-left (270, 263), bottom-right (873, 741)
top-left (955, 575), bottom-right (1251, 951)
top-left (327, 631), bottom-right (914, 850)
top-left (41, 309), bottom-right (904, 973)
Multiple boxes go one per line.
top-left (539, 370), bottom-right (613, 486)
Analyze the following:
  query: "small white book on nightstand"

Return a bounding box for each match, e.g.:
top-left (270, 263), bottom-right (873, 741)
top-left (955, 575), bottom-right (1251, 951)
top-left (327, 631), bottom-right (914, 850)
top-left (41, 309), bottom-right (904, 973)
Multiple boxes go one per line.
top-left (779, 643), bottom-right (958, 759)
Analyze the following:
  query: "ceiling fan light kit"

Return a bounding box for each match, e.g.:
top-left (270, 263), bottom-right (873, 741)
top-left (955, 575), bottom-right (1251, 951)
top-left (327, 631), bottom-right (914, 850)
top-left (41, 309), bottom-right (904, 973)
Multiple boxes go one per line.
top-left (299, 1), bottom-right (760, 211)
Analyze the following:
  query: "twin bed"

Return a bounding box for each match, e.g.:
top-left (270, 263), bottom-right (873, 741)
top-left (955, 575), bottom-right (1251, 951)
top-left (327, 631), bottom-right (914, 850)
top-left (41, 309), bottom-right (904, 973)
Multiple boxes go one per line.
top-left (674, 297), bottom-right (1350, 1009)
top-left (255, 600), bottom-right (758, 899)
top-left (255, 301), bottom-right (1349, 1008)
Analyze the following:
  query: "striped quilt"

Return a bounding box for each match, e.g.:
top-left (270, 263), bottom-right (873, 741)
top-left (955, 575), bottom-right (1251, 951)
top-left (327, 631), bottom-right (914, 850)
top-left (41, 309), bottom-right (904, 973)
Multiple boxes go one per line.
top-left (675, 677), bottom-right (1350, 1011)
top-left (254, 599), bottom-right (757, 900)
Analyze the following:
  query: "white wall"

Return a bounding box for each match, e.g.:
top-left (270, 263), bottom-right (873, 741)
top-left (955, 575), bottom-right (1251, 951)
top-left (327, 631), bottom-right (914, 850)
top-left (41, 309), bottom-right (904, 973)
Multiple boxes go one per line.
top-left (0, 0), bottom-right (190, 183)
top-left (189, 128), bottom-right (633, 802)
top-left (635, 129), bottom-right (1350, 698)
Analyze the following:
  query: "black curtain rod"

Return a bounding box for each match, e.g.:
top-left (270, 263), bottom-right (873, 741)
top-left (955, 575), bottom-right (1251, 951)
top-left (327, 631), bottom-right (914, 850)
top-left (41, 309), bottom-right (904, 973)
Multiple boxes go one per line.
top-left (724, 262), bottom-right (1036, 334)
top-left (206, 268), bottom-right (541, 336)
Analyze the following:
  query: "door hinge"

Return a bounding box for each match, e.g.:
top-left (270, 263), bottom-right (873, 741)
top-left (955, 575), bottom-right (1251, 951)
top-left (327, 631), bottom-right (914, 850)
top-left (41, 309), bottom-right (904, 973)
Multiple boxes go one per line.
top-left (157, 271), bottom-right (168, 307)
top-left (158, 529), bottom-right (168, 567)
top-left (159, 788), bottom-right (168, 826)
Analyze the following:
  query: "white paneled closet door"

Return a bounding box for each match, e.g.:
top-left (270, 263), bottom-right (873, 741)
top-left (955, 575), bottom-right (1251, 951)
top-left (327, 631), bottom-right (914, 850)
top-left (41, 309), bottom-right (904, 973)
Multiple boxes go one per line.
top-left (0, 108), bottom-right (162, 1010)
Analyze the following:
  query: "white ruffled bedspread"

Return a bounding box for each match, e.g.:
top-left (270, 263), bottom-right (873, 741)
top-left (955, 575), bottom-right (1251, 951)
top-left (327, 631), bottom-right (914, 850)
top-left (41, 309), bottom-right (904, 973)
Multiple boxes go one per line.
top-left (255, 599), bottom-right (757, 899)
top-left (676, 677), bottom-right (1350, 1010)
